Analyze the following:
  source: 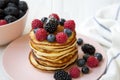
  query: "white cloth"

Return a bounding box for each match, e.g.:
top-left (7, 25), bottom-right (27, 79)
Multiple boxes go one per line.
top-left (78, 4), bottom-right (120, 80)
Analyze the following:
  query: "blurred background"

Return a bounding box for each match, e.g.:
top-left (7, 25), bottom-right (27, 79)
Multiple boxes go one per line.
top-left (24, 0), bottom-right (120, 33)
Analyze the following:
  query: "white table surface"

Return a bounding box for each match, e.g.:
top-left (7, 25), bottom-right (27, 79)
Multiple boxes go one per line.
top-left (0, 0), bottom-right (120, 80)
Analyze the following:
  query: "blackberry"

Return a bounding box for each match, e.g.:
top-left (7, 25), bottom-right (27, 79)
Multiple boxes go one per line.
top-left (76, 59), bottom-right (86, 67)
top-left (18, 10), bottom-right (25, 18)
top-left (10, 0), bottom-right (19, 5)
top-left (83, 54), bottom-right (90, 61)
top-left (81, 44), bottom-right (95, 55)
top-left (94, 53), bottom-right (103, 61)
top-left (82, 66), bottom-right (89, 74)
top-left (77, 38), bottom-right (83, 45)
top-left (54, 70), bottom-right (71, 80)
top-left (4, 6), bottom-right (19, 17)
top-left (44, 18), bottom-right (58, 33)
top-left (19, 1), bottom-right (28, 12)
top-left (41, 17), bottom-right (48, 23)
top-left (7, 3), bottom-right (18, 8)
top-left (0, 0), bottom-right (7, 9)
top-left (0, 9), bottom-right (4, 19)
top-left (59, 18), bottom-right (66, 26)
top-left (4, 15), bottom-right (17, 23)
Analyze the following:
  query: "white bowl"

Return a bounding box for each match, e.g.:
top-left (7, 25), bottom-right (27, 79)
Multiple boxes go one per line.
top-left (0, 10), bottom-right (28, 46)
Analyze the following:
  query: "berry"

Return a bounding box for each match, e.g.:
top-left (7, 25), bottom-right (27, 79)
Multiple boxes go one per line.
top-left (10, 0), bottom-right (19, 5)
top-left (41, 17), bottom-right (48, 23)
top-left (82, 66), bottom-right (89, 74)
top-left (54, 70), bottom-right (71, 80)
top-left (0, 0), bottom-right (7, 9)
top-left (44, 18), bottom-right (58, 33)
top-left (49, 13), bottom-right (59, 20)
top-left (7, 3), bottom-right (18, 8)
top-left (33, 28), bottom-right (39, 33)
top-left (69, 66), bottom-right (80, 78)
top-left (94, 53), bottom-right (103, 61)
top-left (83, 54), bottom-right (90, 62)
top-left (32, 19), bottom-right (43, 29)
top-left (87, 56), bottom-right (99, 68)
top-left (76, 59), bottom-right (86, 67)
top-left (56, 32), bottom-right (68, 44)
top-left (47, 34), bottom-right (56, 42)
top-left (77, 38), bottom-right (83, 45)
top-left (0, 20), bottom-right (7, 26)
top-left (59, 18), bottom-right (66, 26)
top-left (18, 10), bottom-right (25, 18)
top-left (35, 28), bottom-right (47, 41)
top-left (4, 15), bottom-right (17, 23)
top-left (64, 20), bottom-right (75, 31)
top-left (19, 1), bottom-right (28, 12)
top-left (0, 9), bottom-right (4, 19)
top-left (81, 44), bottom-right (96, 55)
top-left (4, 6), bottom-right (19, 17)
top-left (64, 29), bottom-right (72, 37)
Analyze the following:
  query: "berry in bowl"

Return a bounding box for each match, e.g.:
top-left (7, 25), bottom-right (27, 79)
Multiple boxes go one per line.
top-left (0, 0), bottom-right (28, 45)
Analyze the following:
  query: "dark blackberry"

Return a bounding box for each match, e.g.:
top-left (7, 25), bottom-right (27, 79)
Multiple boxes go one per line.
top-left (54, 70), bottom-right (71, 80)
top-left (76, 59), bottom-right (86, 67)
top-left (4, 6), bottom-right (19, 17)
top-left (10, 0), bottom-right (19, 5)
top-left (77, 38), bottom-right (83, 45)
top-left (7, 3), bottom-right (18, 8)
top-left (41, 17), bottom-right (48, 23)
top-left (82, 66), bottom-right (89, 74)
top-left (94, 53), bottom-right (103, 61)
top-left (59, 18), bottom-right (66, 26)
top-left (19, 1), bottom-right (28, 12)
top-left (0, 0), bottom-right (7, 9)
top-left (83, 54), bottom-right (90, 62)
top-left (4, 15), bottom-right (17, 23)
top-left (44, 18), bottom-right (58, 33)
top-left (18, 10), bottom-right (25, 18)
top-left (81, 44), bottom-right (95, 55)
top-left (0, 9), bottom-right (4, 19)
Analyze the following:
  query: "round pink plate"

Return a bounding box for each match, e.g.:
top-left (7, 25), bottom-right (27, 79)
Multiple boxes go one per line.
top-left (2, 34), bottom-right (107, 80)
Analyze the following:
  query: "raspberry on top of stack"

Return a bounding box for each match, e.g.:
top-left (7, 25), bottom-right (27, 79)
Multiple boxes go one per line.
top-left (29, 13), bottom-right (78, 71)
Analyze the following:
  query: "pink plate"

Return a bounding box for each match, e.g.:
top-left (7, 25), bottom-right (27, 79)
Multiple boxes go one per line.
top-left (2, 34), bottom-right (107, 80)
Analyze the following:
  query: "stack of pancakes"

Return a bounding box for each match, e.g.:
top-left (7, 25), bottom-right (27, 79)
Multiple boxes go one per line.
top-left (29, 27), bottom-right (78, 71)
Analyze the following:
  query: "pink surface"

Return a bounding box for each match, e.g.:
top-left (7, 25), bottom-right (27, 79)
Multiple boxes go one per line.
top-left (2, 34), bottom-right (107, 80)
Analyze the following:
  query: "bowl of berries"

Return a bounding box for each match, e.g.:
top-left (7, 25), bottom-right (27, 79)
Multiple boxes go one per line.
top-left (0, 0), bottom-right (28, 45)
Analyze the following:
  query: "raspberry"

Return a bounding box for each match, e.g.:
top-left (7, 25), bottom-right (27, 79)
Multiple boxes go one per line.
top-left (32, 19), bottom-right (43, 29)
top-left (0, 20), bottom-right (7, 26)
top-left (35, 28), bottom-right (47, 41)
top-left (56, 32), bottom-right (68, 44)
top-left (54, 70), bottom-right (71, 80)
top-left (69, 66), bottom-right (80, 78)
top-left (49, 13), bottom-right (59, 20)
top-left (87, 56), bottom-right (99, 68)
top-left (64, 20), bottom-right (75, 31)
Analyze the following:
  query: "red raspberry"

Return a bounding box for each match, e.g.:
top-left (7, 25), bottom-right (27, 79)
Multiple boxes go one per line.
top-left (87, 56), bottom-right (99, 68)
top-left (32, 19), bottom-right (43, 29)
top-left (64, 20), bottom-right (75, 31)
top-left (49, 13), bottom-right (59, 20)
top-left (69, 66), bottom-right (80, 78)
top-left (56, 32), bottom-right (68, 44)
top-left (35, 28), bottom-right (47, 41)
top-left (0, 20), bottom-right (7, 26)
